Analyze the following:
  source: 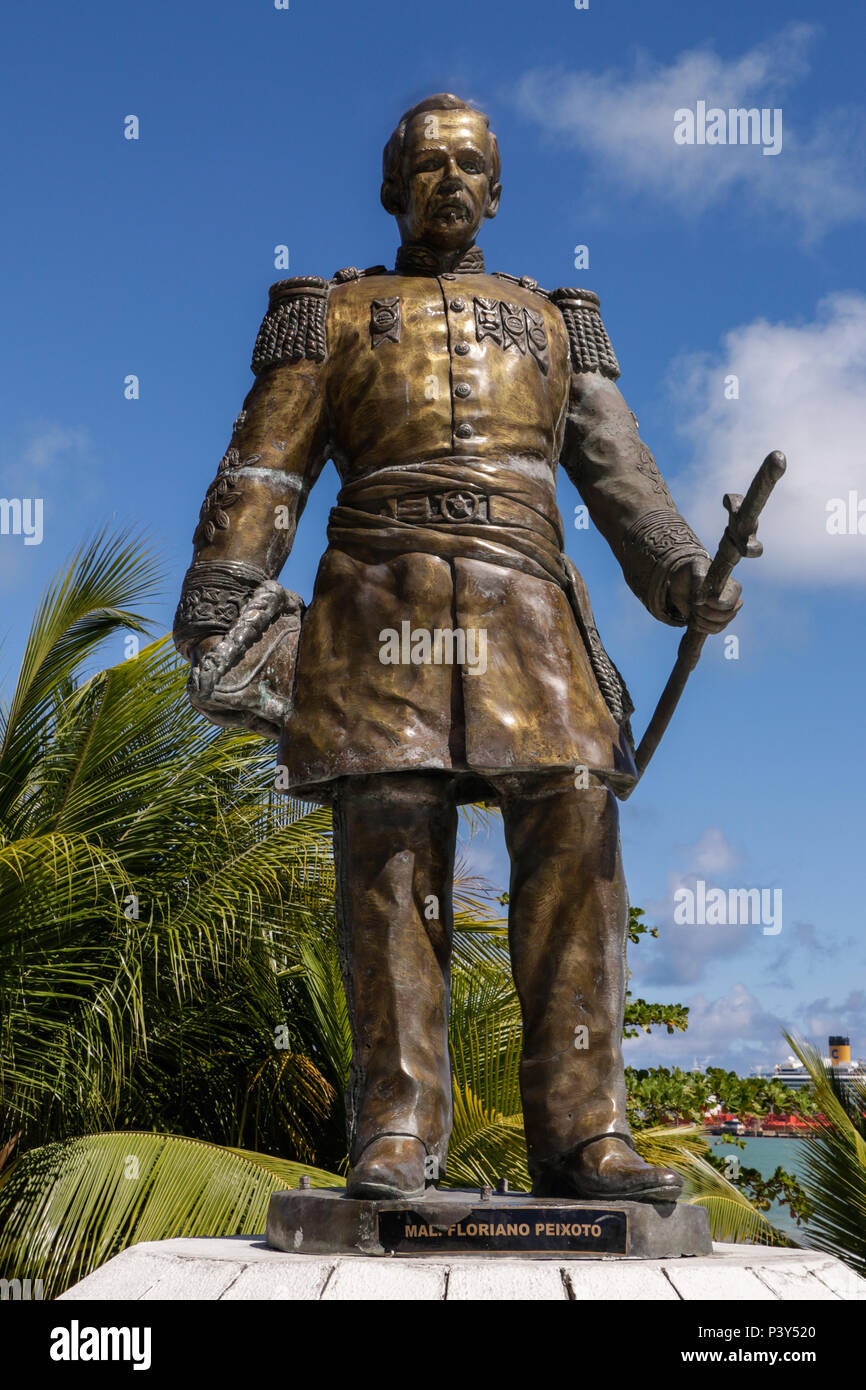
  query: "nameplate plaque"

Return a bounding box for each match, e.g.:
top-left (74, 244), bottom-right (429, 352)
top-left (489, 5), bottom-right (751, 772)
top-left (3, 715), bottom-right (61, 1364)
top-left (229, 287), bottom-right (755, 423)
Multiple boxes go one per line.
top-left (377, 1205), bottom-right (629, 1255)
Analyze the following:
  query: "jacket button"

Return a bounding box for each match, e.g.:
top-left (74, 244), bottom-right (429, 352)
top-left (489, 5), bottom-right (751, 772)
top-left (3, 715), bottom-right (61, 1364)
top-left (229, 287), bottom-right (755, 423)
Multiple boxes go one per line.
top-left (454, 342), bottom-right (470, 355)
top-left (455, 423), bottom-right (473, 438)
top-left (449, 298), bottom-right (466, 312)
top-left (454, 382), bottom-right (471, 398)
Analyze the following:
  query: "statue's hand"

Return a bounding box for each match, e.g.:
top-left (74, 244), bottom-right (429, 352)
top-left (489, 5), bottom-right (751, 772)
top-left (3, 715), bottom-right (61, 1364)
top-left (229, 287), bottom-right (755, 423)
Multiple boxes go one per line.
top-left (667, 556), bottom-right (742, 634)
top-left (190, 634), bottom-right (222, 663)
top-left (187, 581), bottom-right (305, 739)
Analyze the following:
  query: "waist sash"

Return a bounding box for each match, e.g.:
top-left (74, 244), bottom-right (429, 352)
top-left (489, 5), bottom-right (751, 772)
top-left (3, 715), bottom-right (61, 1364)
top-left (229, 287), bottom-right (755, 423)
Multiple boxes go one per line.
top-left (329, 463), bottom-right (568, 588)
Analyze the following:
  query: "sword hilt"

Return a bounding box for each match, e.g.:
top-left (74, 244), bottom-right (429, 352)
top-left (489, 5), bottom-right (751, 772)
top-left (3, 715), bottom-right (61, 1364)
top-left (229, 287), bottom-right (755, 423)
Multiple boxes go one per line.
top-left (723, 494), bottom-right (764, 558)
top-left (700, 451), bottom-right (786, 603)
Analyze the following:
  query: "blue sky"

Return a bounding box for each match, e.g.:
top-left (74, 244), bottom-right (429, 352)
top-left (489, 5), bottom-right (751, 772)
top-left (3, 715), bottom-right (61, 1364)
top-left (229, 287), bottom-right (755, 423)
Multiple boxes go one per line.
top-left (1, 0), bottom-right (864, 1074)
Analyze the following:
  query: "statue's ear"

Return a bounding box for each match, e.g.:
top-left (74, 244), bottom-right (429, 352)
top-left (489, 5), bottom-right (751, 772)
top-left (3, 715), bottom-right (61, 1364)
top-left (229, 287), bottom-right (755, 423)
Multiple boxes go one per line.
top-left (380, 178), bottom-right (405, 216)
top-left (485, 181), bottom-right (502, 220)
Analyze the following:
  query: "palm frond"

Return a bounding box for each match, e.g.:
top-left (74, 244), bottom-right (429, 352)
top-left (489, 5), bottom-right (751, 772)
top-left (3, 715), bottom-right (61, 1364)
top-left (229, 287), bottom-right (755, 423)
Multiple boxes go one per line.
top-left (0, 1132), bottom-right (340, 1297)
top-left (445, 1084), bottom-right (529, 1189)
top-left (449, 974), bottom-right (522, 1120)
top-left (634, 1126), bottom-right (784, 1245)
top-left (0, 530), bottom-right (159, 814)
top-left (782, 1032), bottom-right (866, 1273)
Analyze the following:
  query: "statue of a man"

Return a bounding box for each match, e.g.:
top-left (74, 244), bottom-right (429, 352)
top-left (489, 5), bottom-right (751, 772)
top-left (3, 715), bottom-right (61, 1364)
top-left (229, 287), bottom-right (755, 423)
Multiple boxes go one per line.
top-left (173, 94), bottom-right (741, 1203)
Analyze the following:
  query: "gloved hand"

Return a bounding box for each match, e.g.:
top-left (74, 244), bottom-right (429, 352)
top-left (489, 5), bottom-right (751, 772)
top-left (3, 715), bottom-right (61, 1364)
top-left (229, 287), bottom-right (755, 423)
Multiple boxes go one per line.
top-left (666, 556), bottom-right (742, 634)
top-left (188, 580), bottom-right (305, 739)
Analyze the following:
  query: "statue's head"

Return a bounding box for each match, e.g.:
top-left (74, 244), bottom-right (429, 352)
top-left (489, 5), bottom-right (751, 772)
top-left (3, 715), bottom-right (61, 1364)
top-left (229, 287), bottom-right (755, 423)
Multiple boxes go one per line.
top-left (381, 93), bottom-right (502, 250)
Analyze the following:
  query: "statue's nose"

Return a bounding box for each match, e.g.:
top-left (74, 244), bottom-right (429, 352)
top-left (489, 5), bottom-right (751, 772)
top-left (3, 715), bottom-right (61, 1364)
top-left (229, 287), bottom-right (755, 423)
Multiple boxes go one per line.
top-left (439, 160), bottom-right (464, 188)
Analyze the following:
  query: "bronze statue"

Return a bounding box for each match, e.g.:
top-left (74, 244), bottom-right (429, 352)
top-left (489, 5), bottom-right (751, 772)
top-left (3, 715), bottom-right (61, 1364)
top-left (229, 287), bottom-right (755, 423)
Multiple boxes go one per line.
top-left (173, 94), bottom-right (743, 1204)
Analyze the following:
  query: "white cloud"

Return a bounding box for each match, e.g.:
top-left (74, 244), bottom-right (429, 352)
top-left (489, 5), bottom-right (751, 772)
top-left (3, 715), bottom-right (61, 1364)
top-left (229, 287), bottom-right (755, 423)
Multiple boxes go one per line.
top-left (515, 24), bottom-right (866, 241)
top-left (672, 292), bottom-right (866, 585)
top-left (680, 826), bottom-right (741, 876)
top-left (624, 981), bottom-right (786, 1071)
top-left (760, 920), bottom-right (857, 989)
top-left (1, 425), bottom-right (90, 488)
top-left (638, 897), bottom-right (754, 987)
top-left (799, 990), bottom-right (866, 1047)
top-left (0, 424), bottom-right (95, 590)
top-left (626, 981), bottom-right (866, 1071)
top-left (630, 824), bottom-right (775, 986)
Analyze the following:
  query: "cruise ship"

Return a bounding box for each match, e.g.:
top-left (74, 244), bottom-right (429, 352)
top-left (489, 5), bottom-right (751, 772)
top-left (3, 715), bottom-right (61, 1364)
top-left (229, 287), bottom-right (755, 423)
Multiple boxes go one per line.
top-left (772, 1036), bottom-right (866, 1096)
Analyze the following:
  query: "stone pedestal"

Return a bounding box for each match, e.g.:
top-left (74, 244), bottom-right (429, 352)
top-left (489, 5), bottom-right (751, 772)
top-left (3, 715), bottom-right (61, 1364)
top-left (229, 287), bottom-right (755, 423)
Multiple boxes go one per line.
top-left (57, 1236), bottom-right (866, 1300)
top-left (265, 1186), bottom-right (712, 1259)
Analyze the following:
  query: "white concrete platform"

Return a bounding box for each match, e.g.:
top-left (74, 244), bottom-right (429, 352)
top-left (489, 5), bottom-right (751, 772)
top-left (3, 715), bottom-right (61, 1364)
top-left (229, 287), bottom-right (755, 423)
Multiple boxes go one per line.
top-left (57, 1235), bottom-right (866, 1300)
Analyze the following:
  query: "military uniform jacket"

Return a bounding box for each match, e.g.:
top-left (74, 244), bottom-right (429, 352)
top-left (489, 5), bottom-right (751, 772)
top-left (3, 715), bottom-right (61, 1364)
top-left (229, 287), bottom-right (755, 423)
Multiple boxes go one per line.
top-left (174, 246), bottom-right (708, 802)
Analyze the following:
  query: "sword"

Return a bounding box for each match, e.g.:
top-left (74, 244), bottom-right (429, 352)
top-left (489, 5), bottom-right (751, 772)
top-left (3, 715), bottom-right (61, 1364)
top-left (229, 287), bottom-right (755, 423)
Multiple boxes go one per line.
top-left (622, 450), bottom-right (786, 798)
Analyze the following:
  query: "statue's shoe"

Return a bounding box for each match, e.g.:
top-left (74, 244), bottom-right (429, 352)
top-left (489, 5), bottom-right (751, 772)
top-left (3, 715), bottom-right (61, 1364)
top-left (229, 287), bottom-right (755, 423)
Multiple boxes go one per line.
top-left (531, 1133), bottom-right (683, 1204)
top-left (346, 1135), bottom-right (428, 1201)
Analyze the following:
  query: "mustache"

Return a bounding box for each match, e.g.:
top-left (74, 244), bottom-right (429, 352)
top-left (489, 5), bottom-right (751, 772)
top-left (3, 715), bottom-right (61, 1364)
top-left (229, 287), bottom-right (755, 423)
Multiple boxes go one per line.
top-left (431, 196), bottom-right (472, 220)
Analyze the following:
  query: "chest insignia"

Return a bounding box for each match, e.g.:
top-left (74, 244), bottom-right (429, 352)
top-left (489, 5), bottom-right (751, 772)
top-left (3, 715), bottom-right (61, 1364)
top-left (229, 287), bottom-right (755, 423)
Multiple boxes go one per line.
top-left (370, 297), bottom-right (401, 347)
top-left (473, 297), bottom-right (549, 375)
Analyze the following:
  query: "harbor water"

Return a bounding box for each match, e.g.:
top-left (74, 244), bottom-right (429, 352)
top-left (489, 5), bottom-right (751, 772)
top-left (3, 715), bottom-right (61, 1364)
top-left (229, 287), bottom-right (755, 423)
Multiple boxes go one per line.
top-left (709, 1136), bottom-right (816, 1246)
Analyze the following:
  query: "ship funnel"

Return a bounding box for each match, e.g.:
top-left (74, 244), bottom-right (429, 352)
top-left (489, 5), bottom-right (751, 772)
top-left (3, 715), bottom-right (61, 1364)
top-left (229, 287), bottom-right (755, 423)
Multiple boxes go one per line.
top-left (829, 1035), bottom-right (851, 1063)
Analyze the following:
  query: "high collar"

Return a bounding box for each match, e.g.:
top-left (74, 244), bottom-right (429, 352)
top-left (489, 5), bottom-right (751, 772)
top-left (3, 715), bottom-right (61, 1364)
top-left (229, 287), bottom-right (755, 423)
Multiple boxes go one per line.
top-left (394, 242), bottom-right (486, 277)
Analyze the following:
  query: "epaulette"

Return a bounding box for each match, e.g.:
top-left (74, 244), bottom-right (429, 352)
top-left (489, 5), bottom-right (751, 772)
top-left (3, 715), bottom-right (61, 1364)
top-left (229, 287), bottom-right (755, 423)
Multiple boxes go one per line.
top-left (251, 276), bottom-right (330, 374)
top-left (491, 271), bottom-right (550, 299)
top-left (549, 287), bottom-right (620, 380)
top-left (331, 265), bottom-right (388, 283)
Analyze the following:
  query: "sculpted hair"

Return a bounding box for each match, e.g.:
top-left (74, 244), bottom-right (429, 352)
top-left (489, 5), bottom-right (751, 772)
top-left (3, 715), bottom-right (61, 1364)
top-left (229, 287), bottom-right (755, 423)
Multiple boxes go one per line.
top-left (381, 93), bottom-right (501, 215)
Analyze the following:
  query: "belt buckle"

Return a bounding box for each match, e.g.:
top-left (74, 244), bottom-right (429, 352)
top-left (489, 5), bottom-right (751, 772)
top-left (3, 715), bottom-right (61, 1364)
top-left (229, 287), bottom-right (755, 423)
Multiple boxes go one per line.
top-left (439, 489), bottom-right (485, 522)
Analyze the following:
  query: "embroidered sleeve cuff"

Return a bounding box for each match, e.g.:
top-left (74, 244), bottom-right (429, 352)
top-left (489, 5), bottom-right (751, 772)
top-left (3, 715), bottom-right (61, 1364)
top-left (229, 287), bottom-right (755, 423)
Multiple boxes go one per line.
top-left (172, 559), bottom-right (269, 658)
top-left (617, 509), bottom-right (709, 625)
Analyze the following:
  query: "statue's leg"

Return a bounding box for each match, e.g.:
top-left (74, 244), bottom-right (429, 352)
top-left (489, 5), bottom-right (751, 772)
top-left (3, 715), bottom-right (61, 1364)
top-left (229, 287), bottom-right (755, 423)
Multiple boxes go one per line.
top-left (333, 772), bottom-right (457, 1199)
top-left (500, 771), bottom-right (682, 1202)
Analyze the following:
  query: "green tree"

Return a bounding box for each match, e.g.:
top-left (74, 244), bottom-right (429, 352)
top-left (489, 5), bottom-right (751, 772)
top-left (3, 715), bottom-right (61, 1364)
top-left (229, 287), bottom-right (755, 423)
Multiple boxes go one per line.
top-left (0, 532), bottom-right (342, 1164)
top-left (624, 908), bottom-right (690, 1037)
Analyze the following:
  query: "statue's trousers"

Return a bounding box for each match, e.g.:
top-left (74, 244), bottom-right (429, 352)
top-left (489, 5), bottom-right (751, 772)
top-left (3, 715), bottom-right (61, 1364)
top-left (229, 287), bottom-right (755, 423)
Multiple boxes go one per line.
top-left (332, 770), bottom-right (632, 1175)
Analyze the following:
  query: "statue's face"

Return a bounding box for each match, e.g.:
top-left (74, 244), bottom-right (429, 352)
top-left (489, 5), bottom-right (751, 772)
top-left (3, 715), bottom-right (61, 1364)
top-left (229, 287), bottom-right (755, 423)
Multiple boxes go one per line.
top-left (398, 109), bottom-right (500, 249)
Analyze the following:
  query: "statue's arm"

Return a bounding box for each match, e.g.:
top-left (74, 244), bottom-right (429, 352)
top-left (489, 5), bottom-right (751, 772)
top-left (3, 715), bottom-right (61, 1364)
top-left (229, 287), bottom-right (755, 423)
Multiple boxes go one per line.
top-left (173, 278), bottom-right (331, 664)
top-left (559, 368), bottom-right (709, 626)
top-left (552, 284), bottom-right (740, 631)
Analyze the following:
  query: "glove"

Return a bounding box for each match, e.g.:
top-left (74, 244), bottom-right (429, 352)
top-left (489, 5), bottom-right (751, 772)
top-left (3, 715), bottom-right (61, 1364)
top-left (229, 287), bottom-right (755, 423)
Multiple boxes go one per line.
top-left (188, 580), bottom-right (305, 739)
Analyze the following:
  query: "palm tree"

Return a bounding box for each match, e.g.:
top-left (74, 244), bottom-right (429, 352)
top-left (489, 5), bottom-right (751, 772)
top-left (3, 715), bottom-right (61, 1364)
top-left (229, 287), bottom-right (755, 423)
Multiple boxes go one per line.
top-left (0, 533), bottom-right (350, 1293)
top-left (782, 1032), bottom-right (866, 1274)
top-left (0, 532), bottom-right (340, 1159)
